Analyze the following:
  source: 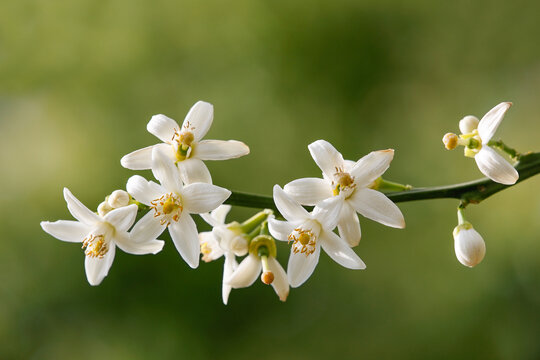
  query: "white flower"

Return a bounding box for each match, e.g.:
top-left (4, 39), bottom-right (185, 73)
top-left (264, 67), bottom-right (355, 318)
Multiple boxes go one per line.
top-left (127, 147), bottom-right (231, 269)
top-left (199, 205), bottom-right (248, 304)
top-left (442, 102), bottom-right (518, 185)
top-left (225, 234), bottom-right (289, 302)
top-left (268, 185), bottom-right (365, 288)
top-left (453, 223), bottom-right (486, 267)
top-left (108, 190), bottom-right (130, 208)
top-left (121, 101), bottom-right (250, 184)
top-left (283, 140), bottom-right (405, 247)
top-left (40, 188), bottom-right (164, 286)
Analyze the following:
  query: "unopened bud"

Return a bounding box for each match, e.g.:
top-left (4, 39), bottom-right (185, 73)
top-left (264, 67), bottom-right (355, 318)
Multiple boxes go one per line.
top-left (443, 133), bottom-right (459, 150)
top-left (459, 115), bottom-right (479, 134)
top-left (97, 201), bottom-right (113, 217)
top-left (453, 224), bottom-right (486, 268)
top-left (108, 190), bottom-right (130, 208)
top-left (261, 271), bottom-right (274, 285)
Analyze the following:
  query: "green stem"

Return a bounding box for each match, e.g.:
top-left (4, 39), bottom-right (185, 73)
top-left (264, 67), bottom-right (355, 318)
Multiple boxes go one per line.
top-left (224, 151), bottom-right (540, 212)
top-left (376, 178), bottom-right (413, 192)
top-left (487, 139), bottom-right (520, 161)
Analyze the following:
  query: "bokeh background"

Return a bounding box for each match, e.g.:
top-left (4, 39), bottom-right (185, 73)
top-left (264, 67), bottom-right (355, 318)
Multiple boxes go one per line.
top-left (1, 0), bottom-right (540, 359)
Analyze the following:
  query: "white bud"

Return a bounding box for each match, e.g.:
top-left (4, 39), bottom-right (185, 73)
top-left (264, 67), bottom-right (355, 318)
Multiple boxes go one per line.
top-left (459, 115), bottom-right (479, 134)
top-left (108, 190), bottom-right (130, 208)
top-left (230, 236), bottom-right (249, 257)
top-left (97, 201), bottom-right (113, 217)
top-left (453, 224), bottom-right (486, 267)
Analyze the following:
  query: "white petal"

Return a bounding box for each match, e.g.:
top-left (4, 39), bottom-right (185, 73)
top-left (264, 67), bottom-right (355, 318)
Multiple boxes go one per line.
top-left (222, 254), bottom-right (238, 305)
top-left (308, 140), bottom-right (345, 179)
top-left (130, 211), bottom-right (167, 243)
top-left (267, 256), bottom-right (289, 302)
top-left (350, 149), bottom-right (394, 187)
top-left (454, 227), bottom-right (486, 267)
top-left (211, 205), bottom-right (231, 225)
top-left (478, 102), bottom-right (512, 143)
top-left (284, 178), bottom-right (332, 206)
top-left (126, 175), bottom-right (164, 206)
top-left (151, 146), bottom-right (183, 193)
top-left (320, 231), bottom-right (366, 269)
top-left (169, 214), bottom-right (200, 269)
top-left (84, 244), bottom-right (116, 286)
top-left (183, 101), bottom-right (214, 142)
top-left (225, 254), bottom-right (261, 288)
top-left (182, 183), bottom-right (231, 214)
top-left (177, 158), bottom-right (212, 184)
top-left (268, 218), bottom-right (295, 241)
top-left (63, 188), bottom-right (100, 225)
top-left (337, 202), bottom-right (361, 247)
top-left (349, 188), bottom-right (405, 228)
top-left (475, 147), bottom-right (518, 185)
top-left (273, 185), bottom-right (310, 222)
top-left (40, 220), bottom-right (90, 243)
top-left (103, 204), bottom-right (138, 232)
top-left (287, 244), bottom-right (321, 288)
top-left (114, 231), bottom-right (164, 255)
top-left (199, 232), bottom-right (224, 261)
top-left (193, 140), bottom-right (250, 161)
top-left (312, 196), bottom-right (343, 230)
top-left (147, 114), bottom-right (179, 143)
top-left (120, 143), bottom-right (172, 170)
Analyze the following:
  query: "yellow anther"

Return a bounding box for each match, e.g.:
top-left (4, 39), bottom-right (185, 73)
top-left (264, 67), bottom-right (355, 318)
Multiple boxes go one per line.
top-left (179, 131), bottom-right (194, 146)
top-left (443, 133), bottom-right (459, 150)
top-left (82, 234), bottom-right (109, 258)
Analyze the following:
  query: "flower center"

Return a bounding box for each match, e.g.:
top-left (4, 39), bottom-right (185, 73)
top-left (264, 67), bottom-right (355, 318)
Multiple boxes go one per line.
top-left (460, 130), bottom-right (482, 158)
top-left (82, 234), bottom-right (109, 258)
top-left (150, 192), bottom-right (183, 226)
top-left (171, 125), bottom-right (195, 161)
top-left (332, 167), bottom-right (356, 197)
top-left (288, 228), bottom-right (317, 256)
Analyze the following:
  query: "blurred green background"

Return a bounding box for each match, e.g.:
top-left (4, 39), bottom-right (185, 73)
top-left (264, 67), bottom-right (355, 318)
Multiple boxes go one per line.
top-left (1, 0), bottom-right (540, 359)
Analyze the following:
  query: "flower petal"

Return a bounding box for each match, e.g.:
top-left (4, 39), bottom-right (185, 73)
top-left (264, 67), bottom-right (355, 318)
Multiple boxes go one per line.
top-left (84, 244), bottom-right (116, 286)
top-left (337, 202), bottom-right (361, 247)
top-left (454, 227), bottom-right (486, 267)
top-left (267, 256), bottom-right (289, 302)
top-left (211, 205), bottom-right (231, 225)
top-left (312, 196), bottom-right (343, 230)
top-left (183, 101), bottom-right (214, 142)
top-left (103, 204), bottom-right (138, 232)
top-left (351, 149), bottom-right (394, 187)
top-left (126, 175), bottom-right (164, 206)
top-left (40, 220), bottom-right (90, 243)
top-left (477, 102), bottom-right (512, 143)
top-left (120, 143), bottom-right (172, 170)
top-left (268, 218), bottom-right (295, 241)
top-left (130, 211), bottom-right (167, 243)
top-left (349, 188), bottom-right (405, 228)
top-left (284, 177), bottom-right (332, 206)
top-left (193, 140), bottom-right (250, 161)
top-left (273, 185), bottom-right (310, 223)
top-left (222, 253), bottom-right (238, 305)
top-left (475, 146), bottom-right (518, 185)
top-left (147, 114), bottom-right (179, 144)
top-left (152, 146), bottom-right (183, 193)
top-left (169, 214), bottom-right (200, 269)
top-left (114, 231), bottom-right (164, 255)
top-left (308, 140), bottom-right (345, 179)
top-left (177, 158), bottom-right (212, 184)
top-left (225, 254), bottom-right (261, 288)
top-left (287, 244), bottom-right (321, 288)
top-left (63, 188), bottom-right (100, 225)
top-left (320, 231), bottom-right (366, 269)
top-left (182, 183), bottom-right (231, 214)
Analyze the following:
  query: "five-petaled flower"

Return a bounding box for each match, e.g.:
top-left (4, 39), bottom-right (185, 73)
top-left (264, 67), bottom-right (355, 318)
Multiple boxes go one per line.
top-left (269, 185), bottom-right (366, 287)
top-left (283, 140), bottom-right (405, 247)
top-left (442, 102), bottom-right (519, 185)
top-left (121, 101), bottom-right (250, 184)
top-left (41, 188), bottom-right (164, 286)
top-left (127, 147), bottom-right (231, 269)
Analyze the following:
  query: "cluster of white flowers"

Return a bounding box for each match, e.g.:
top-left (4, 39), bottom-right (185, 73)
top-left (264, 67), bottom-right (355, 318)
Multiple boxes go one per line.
top-left (41, 100), bottom-right (522, 302)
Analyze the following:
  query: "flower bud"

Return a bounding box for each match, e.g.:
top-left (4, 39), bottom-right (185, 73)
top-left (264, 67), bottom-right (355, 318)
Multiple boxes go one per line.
top-left (442, 133), bottom-right (459, 150)
top-left (108, 190), bottom-right (130, 208)
top-left (97, 201), bottom-right (113, 217)
top-left (459, 115), bottom-right (479, 134)
top-left (453, 224), bottom-right (486, 267)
